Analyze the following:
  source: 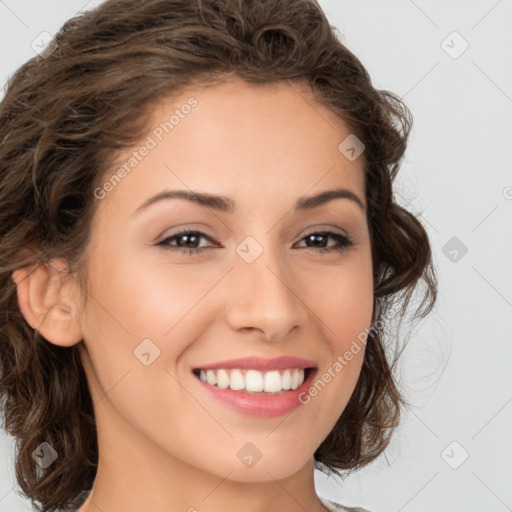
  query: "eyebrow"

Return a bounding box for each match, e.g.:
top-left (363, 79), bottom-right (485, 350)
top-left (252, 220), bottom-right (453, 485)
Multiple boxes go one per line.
top-left (130, 187), bottom-right (365, 217)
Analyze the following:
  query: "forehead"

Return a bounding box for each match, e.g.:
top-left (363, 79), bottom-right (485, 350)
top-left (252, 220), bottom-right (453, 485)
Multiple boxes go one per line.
top-left (97, 78), bottom-right (366, 219)
top-left (148, 78), bottom-right (359, 158)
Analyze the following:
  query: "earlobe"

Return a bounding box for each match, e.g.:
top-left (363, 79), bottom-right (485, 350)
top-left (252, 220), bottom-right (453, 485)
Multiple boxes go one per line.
top-left (12, 259), bottom-right (83, 347)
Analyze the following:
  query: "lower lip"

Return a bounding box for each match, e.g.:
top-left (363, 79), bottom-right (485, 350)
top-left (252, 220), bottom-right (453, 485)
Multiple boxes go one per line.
top-left (193, 369), bottom-right (317, 418)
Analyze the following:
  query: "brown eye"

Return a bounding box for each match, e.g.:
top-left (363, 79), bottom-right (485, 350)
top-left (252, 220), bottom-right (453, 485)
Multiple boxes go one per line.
top-left (295, 231), bottom-right (354, 253)
top-left (157, 229), bottom-right (218, 255)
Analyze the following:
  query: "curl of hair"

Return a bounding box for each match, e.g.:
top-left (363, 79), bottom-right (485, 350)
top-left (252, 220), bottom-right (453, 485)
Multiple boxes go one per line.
top-left (0, 0), bottom-right (437, 510)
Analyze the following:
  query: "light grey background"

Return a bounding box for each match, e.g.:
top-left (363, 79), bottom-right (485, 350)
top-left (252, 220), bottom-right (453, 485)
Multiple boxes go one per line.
top-left (0, 1), bottom-right (511, 511)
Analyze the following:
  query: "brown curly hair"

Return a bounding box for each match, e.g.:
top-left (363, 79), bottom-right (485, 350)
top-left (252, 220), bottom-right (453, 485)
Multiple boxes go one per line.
top-left (0, 0), bottom-right (437, 510)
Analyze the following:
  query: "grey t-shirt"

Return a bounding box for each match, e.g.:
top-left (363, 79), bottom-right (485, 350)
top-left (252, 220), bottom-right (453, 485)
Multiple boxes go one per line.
top-left (319, 496), bottom-right (373, 512)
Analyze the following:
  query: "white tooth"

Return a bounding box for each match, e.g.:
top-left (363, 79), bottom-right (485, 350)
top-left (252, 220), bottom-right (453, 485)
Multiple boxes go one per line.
top-left (206, 370), bottom-right (217, 386)
top-left (245, 370), bottom-right (264, 392)
top-left (229, 369), bottom-right (245, 391)
top-left (264, 370), bottom-right (282, 392)
top-left (281, 369), bottom-right (291, 390)
top-left (216, 369), bottom-right (230, 389)
top-left (290, 369), bottom-right (304, 390)
top-left (202, 367), bottom-right (306, 393)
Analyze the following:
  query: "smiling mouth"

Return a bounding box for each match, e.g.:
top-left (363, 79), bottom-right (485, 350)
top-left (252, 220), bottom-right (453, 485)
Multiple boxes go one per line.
top-left (192, 367), bottom-right (316, 395)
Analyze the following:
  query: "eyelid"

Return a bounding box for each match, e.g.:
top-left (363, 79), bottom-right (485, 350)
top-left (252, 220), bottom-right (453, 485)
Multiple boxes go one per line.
top-left (299, 225), bottom-right (349, 239)
top-left (155, 224), bottom-right (215, 241)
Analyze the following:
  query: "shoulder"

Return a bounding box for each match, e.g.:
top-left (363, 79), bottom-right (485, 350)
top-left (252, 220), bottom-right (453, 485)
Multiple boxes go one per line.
top-left (319, 496), bottom-right (374, 512)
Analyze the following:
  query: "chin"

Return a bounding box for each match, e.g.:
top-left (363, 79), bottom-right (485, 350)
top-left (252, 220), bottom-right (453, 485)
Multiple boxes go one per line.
top-left (213, 453), bottom-right (311, 483)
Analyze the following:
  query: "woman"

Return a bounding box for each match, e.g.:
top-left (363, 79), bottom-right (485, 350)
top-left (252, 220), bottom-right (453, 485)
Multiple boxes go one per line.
top-left (0, 1), bottom-right (437, 511)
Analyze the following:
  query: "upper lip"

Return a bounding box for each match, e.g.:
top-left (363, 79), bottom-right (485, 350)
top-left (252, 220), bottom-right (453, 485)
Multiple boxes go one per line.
top-left (193, 356), bottom-right (317, 371)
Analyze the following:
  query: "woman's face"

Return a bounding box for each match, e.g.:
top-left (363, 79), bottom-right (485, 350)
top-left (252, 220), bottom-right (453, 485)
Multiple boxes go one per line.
top-left (77, 78), bottom-right (373, 482)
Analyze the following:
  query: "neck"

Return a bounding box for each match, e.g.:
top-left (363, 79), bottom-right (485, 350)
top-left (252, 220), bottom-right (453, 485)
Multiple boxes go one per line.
top-left (78, 386), bottom-right (329, 512)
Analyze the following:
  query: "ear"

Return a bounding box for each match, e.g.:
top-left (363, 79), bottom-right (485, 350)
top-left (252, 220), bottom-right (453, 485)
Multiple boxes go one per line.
top-left (12, 259), bottom-right (83, 347)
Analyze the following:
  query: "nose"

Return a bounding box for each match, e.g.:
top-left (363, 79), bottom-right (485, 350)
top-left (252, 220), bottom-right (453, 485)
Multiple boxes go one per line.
top-left (225, 249), bottom-right (307, 343)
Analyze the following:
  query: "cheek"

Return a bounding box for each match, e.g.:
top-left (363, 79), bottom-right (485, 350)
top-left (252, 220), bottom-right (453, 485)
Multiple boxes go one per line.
top-left (305, 255), bottom-right (374, 342)
top-left (300, 256), bottom-right (373, 400)
top-left (293, 265), bottom-right (372, 456)
top-left (121, 261), bottom-right (226, 339)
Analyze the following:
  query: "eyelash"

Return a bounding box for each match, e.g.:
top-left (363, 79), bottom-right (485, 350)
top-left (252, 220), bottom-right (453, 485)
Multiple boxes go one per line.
top-left (157, 229), bottom-right (354, 256)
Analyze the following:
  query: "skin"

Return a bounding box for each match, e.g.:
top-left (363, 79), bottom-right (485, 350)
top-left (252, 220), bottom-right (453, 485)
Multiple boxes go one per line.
top-left (14, 78), bottom-right (373, 512)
